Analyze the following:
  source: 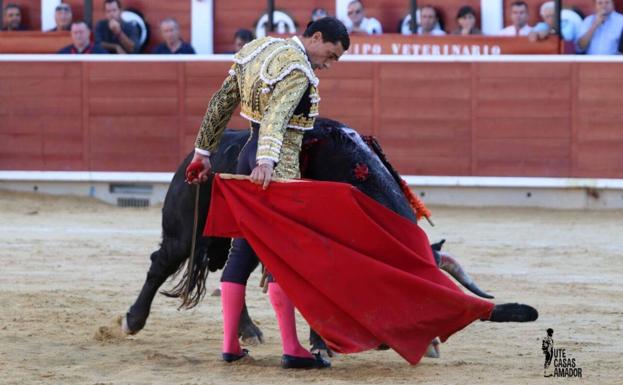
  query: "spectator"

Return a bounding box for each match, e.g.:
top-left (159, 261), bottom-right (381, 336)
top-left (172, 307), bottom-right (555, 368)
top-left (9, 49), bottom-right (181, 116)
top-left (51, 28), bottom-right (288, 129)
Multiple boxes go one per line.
top-left (311, 7), bottom-right (329, 22)
top-left (452, 6), bottom-right (481, 35)
top-left (233, 28), bottom-right (255, 52)
top-left (152, 18), bottom-right (195, 54)
top-left (576, 0), bottom-right (623, 54)
top-left (345, 0), bottom-right (382, 35)
top-left (2, 3), bottom-right (26, 31)
top-left (499, 1), bottom-right (532, 36)
top-left (529, 2), bottom-right (578, 42)
top-left (94, 0), bottom-right (140, 54)
top-left (417, 5), bottom-right (446, 35)
top-left (58, 21), bottom-right (107, 54)
top-left (48, 3), bottom-right (72, 32)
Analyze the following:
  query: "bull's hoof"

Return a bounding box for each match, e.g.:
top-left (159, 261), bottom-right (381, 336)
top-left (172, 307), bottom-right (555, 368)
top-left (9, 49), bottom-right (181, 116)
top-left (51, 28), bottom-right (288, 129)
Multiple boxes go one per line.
top-left (123, 312), bottom-right (145, 335)
top-left (121, 315), bottom-right (137, 335)
top-left (239, 324), bottom-right (264, 346)
top-left (488, 303), bottom-right (538, 322)
top-left (310, 348), bottom-right (333, 360)
top-left (241, 335), bottom-right (262, 346)
top-left (424, 337), bottom-right (441, 358)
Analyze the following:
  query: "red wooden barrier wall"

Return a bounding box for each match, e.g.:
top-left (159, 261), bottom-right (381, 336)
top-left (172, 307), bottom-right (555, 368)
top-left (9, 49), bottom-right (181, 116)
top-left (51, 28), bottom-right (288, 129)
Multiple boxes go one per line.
top-left (1, 59), bottom-right (622, 178)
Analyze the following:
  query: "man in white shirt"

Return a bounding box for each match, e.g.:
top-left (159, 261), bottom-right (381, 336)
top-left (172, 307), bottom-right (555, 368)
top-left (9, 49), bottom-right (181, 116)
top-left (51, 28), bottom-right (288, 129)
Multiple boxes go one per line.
top-left (499, 1), bottom-right (533, 36)
top-left (418, 5), bottom-right (446, 35)
top-left (400, 6), bottom-right (446, 35)
top-left (576, 0), bottom-right (623, 54)
top-left (345, 0), bottom-right (382, 35)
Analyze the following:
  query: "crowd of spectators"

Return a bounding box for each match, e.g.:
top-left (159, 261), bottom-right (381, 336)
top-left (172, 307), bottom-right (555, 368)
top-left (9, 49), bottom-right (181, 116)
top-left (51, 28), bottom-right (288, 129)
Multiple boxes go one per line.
top-left (2, 0), bottom-right (622, 55)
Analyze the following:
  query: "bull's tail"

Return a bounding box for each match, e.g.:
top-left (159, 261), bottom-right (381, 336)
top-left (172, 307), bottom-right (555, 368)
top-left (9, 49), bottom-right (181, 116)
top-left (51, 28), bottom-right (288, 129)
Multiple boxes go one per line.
top-left (160, 183), bottom-right (209, 310)
top-left (160, 248), bottom-right (210, 309)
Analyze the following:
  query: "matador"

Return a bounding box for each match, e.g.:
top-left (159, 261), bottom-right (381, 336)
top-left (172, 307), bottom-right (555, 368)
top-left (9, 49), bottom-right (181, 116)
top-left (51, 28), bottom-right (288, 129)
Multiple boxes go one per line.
top-left (186, 17), bottom-right (350, 369)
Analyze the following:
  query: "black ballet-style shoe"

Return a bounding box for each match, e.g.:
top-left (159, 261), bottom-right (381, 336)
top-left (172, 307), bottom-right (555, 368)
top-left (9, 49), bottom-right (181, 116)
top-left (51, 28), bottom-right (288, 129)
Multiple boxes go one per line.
top-left (281, 353), bottom-right (331, 369)
top-left (222, 348), bottom-right (250, 363)
top-left (487, 303), bottom-right (539, 322)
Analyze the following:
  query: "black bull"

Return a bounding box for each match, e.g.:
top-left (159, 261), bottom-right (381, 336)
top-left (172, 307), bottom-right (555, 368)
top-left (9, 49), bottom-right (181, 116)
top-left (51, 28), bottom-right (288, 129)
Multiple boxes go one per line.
top-left (123, 118), bottom-right (494, 347)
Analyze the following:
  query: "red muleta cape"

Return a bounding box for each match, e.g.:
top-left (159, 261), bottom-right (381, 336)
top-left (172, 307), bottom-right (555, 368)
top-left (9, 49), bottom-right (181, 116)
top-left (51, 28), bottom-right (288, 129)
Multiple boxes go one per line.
top-left (204, 176), bottom-right (494, 365)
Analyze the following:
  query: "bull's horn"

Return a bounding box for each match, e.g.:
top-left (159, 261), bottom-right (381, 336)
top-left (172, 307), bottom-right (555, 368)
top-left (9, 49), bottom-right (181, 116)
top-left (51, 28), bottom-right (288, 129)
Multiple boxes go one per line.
top-left (439, 253), bottom-right (494, 299)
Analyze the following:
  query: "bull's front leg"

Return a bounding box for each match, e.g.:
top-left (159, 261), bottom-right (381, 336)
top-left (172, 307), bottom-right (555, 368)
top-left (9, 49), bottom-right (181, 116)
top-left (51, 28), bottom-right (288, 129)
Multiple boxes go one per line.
top-left (123, 241), bottom-right (188, 335)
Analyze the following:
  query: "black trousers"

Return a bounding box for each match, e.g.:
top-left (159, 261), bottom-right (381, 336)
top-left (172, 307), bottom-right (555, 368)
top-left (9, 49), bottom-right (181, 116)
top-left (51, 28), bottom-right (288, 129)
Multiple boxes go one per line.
top-left (220, 125), bottom-right (262, 284)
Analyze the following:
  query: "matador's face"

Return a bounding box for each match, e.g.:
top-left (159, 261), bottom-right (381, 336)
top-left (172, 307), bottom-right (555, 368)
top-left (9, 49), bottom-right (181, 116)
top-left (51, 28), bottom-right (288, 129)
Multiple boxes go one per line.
top-left (306, 31), bottom-right (345, 71)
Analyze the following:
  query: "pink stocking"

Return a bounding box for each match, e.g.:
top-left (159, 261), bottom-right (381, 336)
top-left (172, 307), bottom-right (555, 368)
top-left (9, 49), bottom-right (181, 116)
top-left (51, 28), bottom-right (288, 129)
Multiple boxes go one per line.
top-left (268, 282), bottom-right (313, 358)
top-left (221, 282), bottom-right (245, 354)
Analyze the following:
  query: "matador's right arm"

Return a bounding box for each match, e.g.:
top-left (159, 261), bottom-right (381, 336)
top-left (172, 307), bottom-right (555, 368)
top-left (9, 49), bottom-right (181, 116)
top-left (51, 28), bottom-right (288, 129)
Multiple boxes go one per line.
top-left (194, 68), bottom-right (241, 156)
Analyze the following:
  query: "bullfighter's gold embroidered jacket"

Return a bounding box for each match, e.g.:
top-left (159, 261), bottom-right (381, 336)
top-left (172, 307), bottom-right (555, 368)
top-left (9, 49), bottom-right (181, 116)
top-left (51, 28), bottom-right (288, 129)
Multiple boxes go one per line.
top-left (194, 36), bottom-right (320, 170)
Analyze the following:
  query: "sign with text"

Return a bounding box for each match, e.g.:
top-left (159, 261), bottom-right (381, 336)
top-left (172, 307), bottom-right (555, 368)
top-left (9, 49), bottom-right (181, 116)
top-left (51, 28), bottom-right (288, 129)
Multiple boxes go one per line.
top-left (346, 34), bottom-right (561, 56)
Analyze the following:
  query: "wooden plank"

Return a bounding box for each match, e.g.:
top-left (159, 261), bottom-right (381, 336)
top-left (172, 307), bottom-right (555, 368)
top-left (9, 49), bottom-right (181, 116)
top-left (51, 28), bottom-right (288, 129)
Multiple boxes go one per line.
top-left (89, 80), bottom-right (178, 98)
top-left (185, 78), bottom-right (229, 98)
top-left (89, 135), bottom-right (178, 155)
top-left (0, 78), bottom-right (81, 97)
top-left (378, 118), bottom-right (471, 140)
top-left (477, 78), bottom-right (571, 100)
top-left (321, 97), bottom-right (374, 117)
top-left (2, 97), bottom-right (82, 116)
top-left (476, 117), bottom-right (570, 139)
top-left (477, 62), bottom-right (571, 79)
top-left (575, 144), bottom-right (623, 176)
top-left (44, 135), bottom-right (84, 155)
top-left (43, 156), bottom-right (85, 171)
top-left (380, 98), bottom-right (471, 119)
top-left (185, 62), bottom-right (234, 78)
top-left (88, 62), bottom-right (179, 81)
top-left (379, 79), bottom-right (471, 99)
top-left (476, 138), bottom-right (570, 160)
top-left (81, 62), bottom-right (90, 172)
top-left (0, 133), bottom-right (42, 154)
top-left (576, 123), bottom-right (623, 141)
top-left (378, 136), bottom-right (472, 158)
top-left (0, 32), bottom-right (71, 53)
top-left (0, 116), bottom-right (82, 135)
top-left (89, 97), bottom-right (178, 116)
top-left (578, 62), bottom-right (623, 80)
top-left (90, 116), bottom-right (179, 137)
top-left (577, 80), bottom-right (623, 101)
top-left (379, 63), bottom-right (470, 80)
top-left (382, 152), bottom-right (472, 175)
top-left (0, 62), bottom-right (81, 78)
top-left (320, 62), bottom-right (375, 79)
top-left (476, 159), bottom-right (571, 177)
top-left (0, 153), bottom-right (44, 170)
top-left (89, 154), bottom-right (179, 172)
top-left (477, 99), bottom-right (569, 118)
top-left (185, 97), bottom-right (213, 116)
top-left (320, 79), bottom-right (374, 95)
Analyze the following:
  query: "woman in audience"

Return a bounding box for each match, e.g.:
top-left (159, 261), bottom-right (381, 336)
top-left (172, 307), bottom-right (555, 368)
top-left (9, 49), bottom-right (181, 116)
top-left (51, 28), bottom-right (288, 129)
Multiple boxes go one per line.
top-left (452, 6), bottom-right (481, 35)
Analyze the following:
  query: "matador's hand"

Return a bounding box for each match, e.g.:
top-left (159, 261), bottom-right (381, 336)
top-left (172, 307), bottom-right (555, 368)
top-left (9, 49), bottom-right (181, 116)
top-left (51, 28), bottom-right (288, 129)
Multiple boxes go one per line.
top-left (250, 161), bottom-right (274, 190)
top-left (186, 152), bottom-right (212, 184)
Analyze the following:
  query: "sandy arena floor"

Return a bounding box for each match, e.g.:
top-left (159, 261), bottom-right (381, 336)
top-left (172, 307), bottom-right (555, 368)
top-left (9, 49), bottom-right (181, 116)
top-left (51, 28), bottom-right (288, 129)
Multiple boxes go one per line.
top-left (0, 190), bottom-right (621, 385)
